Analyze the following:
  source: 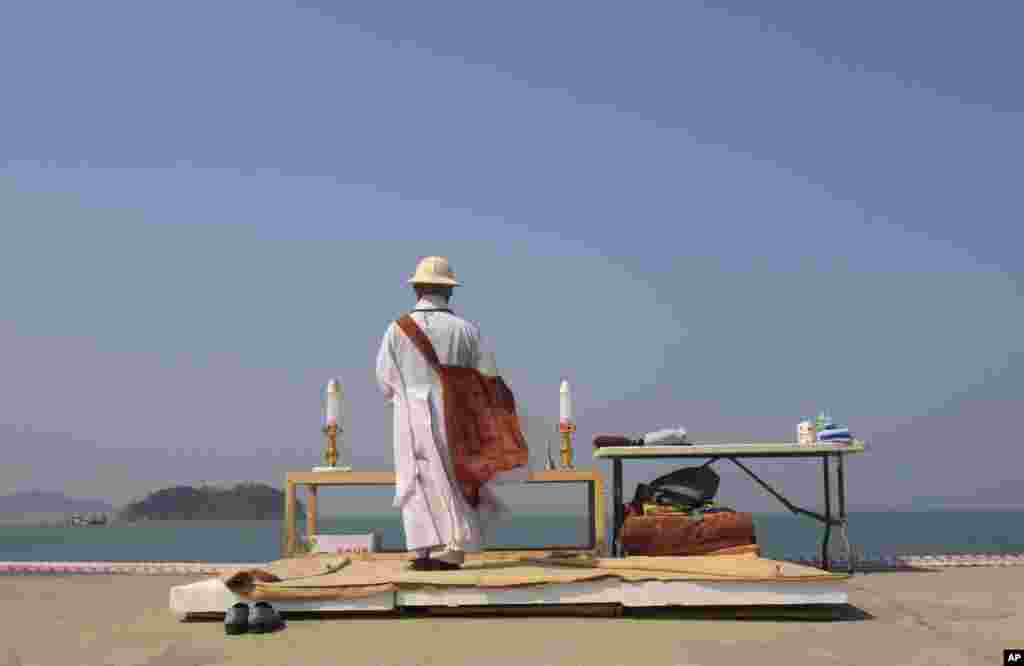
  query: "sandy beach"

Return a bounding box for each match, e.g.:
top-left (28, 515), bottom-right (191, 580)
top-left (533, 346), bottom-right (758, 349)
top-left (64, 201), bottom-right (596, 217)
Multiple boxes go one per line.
top-left (1, 567), bottom-right (1019, 666)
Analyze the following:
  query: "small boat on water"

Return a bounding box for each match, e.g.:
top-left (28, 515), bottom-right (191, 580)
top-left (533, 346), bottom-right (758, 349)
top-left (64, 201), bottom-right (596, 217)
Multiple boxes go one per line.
top-left (68, 513), bottom-right (108, 527)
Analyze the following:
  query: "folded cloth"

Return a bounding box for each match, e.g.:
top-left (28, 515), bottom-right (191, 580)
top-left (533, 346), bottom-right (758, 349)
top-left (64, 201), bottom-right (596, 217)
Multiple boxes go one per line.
top-left (817, 427), bottom-right (850, 440)
top-left (642, 427), bottom-right (688, 446)
top-left (593, 434), bottom-right (643, 448)
top-left (593, 428), bottom-right (689, 448)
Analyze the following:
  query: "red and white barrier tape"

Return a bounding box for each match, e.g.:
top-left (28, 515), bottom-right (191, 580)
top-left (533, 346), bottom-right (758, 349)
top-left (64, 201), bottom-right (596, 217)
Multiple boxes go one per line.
top-left (0, 562), bottom-right (265, 575)
top-left (785, 553), bottom-right (1024, 569)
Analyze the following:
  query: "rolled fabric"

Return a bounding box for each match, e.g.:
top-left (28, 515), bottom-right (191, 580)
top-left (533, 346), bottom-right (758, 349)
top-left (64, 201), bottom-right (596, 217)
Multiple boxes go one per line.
top-left (593, 434), bottom-right (642, 448)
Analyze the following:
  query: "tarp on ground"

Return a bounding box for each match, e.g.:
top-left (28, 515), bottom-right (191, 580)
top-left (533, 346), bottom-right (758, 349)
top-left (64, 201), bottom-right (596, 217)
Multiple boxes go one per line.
top-left (220, 552), bottom-right (848, 602)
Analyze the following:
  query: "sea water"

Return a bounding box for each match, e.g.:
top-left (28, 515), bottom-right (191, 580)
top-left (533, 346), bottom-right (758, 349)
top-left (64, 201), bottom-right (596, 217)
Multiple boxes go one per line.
top-left (1, 511), bottom-right (1023, 563)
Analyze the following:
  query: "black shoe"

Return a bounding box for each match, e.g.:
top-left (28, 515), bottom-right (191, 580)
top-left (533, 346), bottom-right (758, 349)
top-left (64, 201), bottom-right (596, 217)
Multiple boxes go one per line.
top-left (249, 601), bottom-right (283, 634)
top-left (409, 557), bottom-right (437, 571)
top-left (224, 602), bottom-right (249, 635)
top-left (408, 557), bottom-right (461, 571)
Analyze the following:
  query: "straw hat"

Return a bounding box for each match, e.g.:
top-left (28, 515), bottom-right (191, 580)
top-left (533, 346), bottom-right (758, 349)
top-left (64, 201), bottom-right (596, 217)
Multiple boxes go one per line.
top-left (407, 256), bottom-right (461, 286)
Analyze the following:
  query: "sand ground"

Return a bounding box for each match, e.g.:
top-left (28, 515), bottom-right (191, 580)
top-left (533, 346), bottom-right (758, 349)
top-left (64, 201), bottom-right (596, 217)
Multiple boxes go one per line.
top-left (1, 568), bottom-right (1020, 666)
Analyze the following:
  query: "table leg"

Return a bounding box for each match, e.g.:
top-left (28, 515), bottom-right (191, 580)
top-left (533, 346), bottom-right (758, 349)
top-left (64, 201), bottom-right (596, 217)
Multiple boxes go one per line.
top-left (284, 481), bottom-right (296, 558)
top-left (307, 485), bottom-right (318, 544)
top-left (586, 478), bottom-right (596, 551)
top-left (612, 459), bottom-right (623, 557)
top-left (837, 454), bottom-right (854, 574)
top-left (593, 475), bottom-right (607, 556)
top-left (822, 455), bottom-right (832, 571)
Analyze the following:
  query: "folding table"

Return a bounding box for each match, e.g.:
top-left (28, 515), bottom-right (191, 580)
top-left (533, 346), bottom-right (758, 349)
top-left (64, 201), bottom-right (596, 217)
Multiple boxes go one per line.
top-left (594, 441), bottom-right (867, 572)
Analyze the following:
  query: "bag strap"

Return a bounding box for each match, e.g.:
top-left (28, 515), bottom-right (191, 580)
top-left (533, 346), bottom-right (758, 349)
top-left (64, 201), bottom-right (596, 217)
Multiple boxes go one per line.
top-left (395, 315), bottom-right (442, 370)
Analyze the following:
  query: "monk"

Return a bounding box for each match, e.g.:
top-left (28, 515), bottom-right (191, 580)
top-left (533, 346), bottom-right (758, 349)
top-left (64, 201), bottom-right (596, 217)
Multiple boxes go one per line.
top-left (376, 256), bottom-right (521, 571)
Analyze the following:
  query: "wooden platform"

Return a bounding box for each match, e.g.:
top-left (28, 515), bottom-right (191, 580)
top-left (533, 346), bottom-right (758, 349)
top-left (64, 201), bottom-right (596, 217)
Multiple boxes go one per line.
top-left (170, 575), bottom-right (848, 620)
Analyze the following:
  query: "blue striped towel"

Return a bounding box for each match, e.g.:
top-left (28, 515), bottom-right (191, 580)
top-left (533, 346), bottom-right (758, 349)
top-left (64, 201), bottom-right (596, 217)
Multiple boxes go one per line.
top-left (817, 427), bottom-right (851, 441)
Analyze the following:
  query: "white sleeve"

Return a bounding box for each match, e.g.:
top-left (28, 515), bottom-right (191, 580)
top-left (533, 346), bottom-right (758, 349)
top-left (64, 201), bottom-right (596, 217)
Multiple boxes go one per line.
top-left (375, 325), bottom-right (398, 405)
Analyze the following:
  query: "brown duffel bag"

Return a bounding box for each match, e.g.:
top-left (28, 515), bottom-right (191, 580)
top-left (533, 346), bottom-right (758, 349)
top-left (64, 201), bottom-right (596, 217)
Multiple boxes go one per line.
top-left (395, 315), bottom-right (530, 508)
top-left (620, 510), bottom-right (757, 557)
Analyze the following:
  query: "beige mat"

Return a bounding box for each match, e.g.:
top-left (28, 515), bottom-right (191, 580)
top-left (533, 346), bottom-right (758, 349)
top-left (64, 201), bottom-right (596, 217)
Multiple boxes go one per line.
top-left (221, 554), bottom-right (847, 602)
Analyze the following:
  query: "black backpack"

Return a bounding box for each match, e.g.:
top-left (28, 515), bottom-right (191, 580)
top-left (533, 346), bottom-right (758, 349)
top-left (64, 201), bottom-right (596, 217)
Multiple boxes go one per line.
top-left (633, 465), bottom-right (721, 508)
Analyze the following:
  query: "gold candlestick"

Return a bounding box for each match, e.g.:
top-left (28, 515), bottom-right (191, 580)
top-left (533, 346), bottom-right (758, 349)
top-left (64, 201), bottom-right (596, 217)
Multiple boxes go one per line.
top-left (313, 423), bottom-right (351, 472)
top-left (315, 378), bottom-right (351, 472)
top-left (322, 423), bottom-right (339, 468)
top-left (558, 422), bottom-right (576, 469)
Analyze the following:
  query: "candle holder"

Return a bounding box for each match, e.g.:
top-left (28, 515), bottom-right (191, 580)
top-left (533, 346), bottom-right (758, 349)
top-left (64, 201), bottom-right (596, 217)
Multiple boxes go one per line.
top-left (558, 422), bottom-right (576, 469)
top-left (314, 378), bottom-right (351, 472)
top-left (324, 423), bottom-right (339, 468)
top-left (315, 423), bottom-right (352, 472)
top-left (558, 379), bottom-right (575, 469)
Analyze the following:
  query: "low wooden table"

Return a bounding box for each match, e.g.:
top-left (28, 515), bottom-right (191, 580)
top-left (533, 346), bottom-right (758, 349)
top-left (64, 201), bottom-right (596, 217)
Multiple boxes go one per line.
top-left (283, 469), bottom-right (606, 558)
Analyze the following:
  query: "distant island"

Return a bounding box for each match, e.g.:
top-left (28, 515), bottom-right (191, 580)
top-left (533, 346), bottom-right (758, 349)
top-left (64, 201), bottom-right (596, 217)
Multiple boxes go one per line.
top-left (117, 482), bottom-right (304, 522)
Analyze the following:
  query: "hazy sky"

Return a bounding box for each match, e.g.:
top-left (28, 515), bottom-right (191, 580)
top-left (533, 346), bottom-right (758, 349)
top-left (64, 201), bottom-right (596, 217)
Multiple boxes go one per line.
top-left (1, 1), bottom-right (1021, 513)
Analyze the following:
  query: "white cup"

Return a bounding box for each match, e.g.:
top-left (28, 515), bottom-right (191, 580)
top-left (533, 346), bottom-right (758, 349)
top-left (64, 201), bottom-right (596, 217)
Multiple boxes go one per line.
top-left (797, 421), bottom-right (816, 445)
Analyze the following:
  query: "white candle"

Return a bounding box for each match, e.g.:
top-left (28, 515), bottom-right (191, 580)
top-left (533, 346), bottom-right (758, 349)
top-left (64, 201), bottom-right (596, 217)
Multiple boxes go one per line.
top-left (559, 379), bottom-right (572, 423)
top-left (325, 378), bottom-right (341, 426)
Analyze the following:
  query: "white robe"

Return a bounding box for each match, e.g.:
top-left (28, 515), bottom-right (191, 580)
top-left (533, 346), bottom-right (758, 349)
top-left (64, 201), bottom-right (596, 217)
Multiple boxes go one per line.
top-left (375, 295), bottom-right (520, 553)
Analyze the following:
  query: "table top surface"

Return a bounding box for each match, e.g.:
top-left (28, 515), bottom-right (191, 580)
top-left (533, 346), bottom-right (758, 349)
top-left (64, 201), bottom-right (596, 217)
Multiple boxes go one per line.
top-left (593, 440), bottom-right (866, 459)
